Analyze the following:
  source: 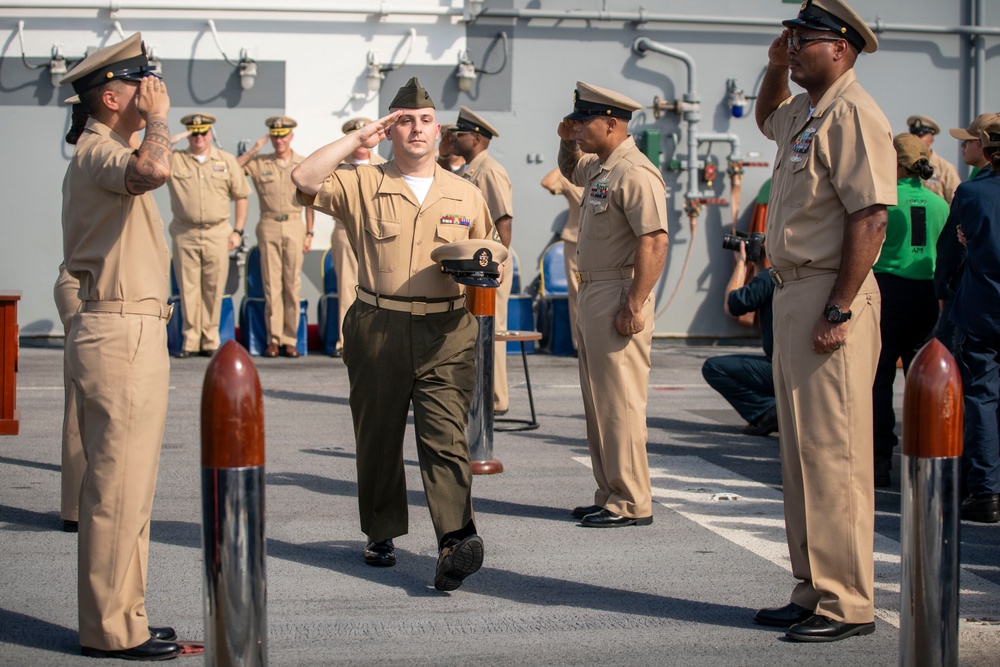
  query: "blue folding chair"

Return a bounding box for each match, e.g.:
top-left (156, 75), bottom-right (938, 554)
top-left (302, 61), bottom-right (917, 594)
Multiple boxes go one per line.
top-left (505, 246), bottom-right (535, 354)
top-left (239, 245), bottom-right (308, 356)
top-left (317, 248), bottom-right (340, 356)
top-left (535, 241), bottom-right (575, 356)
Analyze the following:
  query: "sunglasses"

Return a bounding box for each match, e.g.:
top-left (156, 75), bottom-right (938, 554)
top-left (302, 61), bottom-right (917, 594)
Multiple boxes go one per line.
top-left (787, 34), bottom-right (843, 51)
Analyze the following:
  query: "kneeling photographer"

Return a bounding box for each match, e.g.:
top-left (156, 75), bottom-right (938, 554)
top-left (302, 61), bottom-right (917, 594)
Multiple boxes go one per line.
top-left (702, 232), bottom-right (777, 437)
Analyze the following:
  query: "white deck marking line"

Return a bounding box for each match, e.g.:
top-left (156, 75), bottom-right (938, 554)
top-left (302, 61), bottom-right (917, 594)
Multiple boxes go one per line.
top-left (572, 454), bottom-right (1000, 628)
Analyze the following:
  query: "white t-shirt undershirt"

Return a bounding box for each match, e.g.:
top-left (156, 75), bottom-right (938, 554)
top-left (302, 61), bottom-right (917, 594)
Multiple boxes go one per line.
top-left (402, 174), bottom-right (433, 205)
top-left (193, 154), bottom-right (208, 164)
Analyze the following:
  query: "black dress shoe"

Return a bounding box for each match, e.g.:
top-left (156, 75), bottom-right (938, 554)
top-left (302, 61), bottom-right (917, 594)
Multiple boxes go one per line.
top-left (175, 350), bottom-right (193, 359)
top-left (752, 602), bottom-right (813, 627)
top-left (199, 349), bottom-right (215, 358)
top-left (579, 508), bottom-right (653, 528)
top-left (81, 637), bottom-right (182, 660)
top-left (570, 504), bottom-right (603, 520)
top-left (148, 626), bottom-right (177, 641)
top-left (330, 348), bottom-right (343, 358)
top-left (434, 534), bottom-right (484, 592)
top-left (961, 493), bottom-right (1000, 523)
top-left (364, 539), bottom-right (396, 567)
top-left (874, 457), bottom-right (892, 488)
top-left (742, 406), bottom-right (779, 436)
top-left (62, 520), bottom-right (78, 533)
top-left (786, 615), bottom-right (875, 642)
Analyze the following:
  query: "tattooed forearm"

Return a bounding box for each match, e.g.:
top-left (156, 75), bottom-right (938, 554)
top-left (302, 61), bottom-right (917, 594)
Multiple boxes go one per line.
top-left (126, 114), bottom-right (173, 195)
top-left (558, 139), bottom-right (581, 180)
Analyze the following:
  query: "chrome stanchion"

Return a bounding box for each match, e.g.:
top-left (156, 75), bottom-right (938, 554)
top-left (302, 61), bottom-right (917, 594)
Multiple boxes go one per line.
top-left (900, 338), bottom-right (963, 667)
top-left (466, 285), bottom-right (502, 474)
top-left (201, 340), bottom-right (268, 666)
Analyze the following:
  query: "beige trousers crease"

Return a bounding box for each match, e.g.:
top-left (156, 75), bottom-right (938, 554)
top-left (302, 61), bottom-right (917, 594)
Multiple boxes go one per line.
top-left (257, 218), bottom-right (305, 347)
top-left (170, 220), bottom-right (230, 353)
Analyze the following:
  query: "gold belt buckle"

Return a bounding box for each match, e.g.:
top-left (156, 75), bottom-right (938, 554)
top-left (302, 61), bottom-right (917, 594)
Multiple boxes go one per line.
top-left (768, 268), bottom-right (783, 288)
top-left (275, 214), bottom-right (288, 222)
top-left (574, 271), bottom-right (584, 282)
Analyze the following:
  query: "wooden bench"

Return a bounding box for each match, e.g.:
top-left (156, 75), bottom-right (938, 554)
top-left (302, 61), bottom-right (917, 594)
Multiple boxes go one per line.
top-left (495, 330), bottom-right (542, 432)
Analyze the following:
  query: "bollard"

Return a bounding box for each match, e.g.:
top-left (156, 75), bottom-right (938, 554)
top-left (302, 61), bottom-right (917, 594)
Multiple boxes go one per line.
top-left (900, 338), bottom-right (963, 667)
top-left (466, 285), bottom-right (502, 475)
top-left (201, 340), bottom-right (268, 666)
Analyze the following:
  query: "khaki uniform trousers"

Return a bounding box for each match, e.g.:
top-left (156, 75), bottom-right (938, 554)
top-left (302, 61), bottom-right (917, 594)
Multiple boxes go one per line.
top-left (256, 217), bottom-right (305, 347)
top-left (54, 270), bottom-right (85, 523)
top-left (330, 223), bottom-right (357, 352)
top-left (563, 240), bottom-right (580, 350)
top-left (576, 278), bottom-right (654, 518)
top-left (771, 271), bottom-right (879, 624)
top-left (342, 300), bottom-right (477, 544)
top-left (494, 254), bottom-right (513, 411)
top-left (67, 310), bottom-right (169, 650)
top-left (169, 220), bottom-right (231, 353)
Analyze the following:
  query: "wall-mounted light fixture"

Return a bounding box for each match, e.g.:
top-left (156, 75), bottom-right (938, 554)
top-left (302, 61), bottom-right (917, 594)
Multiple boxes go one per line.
top-left (456, 51), bottom-right (476, 92)
top-left (365, 51), bottom-right (384, 92)
top-left (239, 48), bottom-right (257, 91)
top-left (49, 45), bottom-right (67, 88)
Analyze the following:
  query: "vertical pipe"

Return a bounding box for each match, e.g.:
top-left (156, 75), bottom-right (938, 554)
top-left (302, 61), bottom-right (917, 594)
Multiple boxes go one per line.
top-left (900, 338), bottom-right (963, 667)
top-left (974, 0), bottom-right (985, 116)
top-left (201, 340), bottom-right (268, 666)
top-left (465, 286), bottom-right (502, 474)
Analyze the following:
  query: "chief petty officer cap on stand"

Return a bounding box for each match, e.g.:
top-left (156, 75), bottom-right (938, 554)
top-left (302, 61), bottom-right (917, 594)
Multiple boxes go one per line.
top-left (449, 106), bottom-right (500, 139)
top-left (907, 115), bottom-right (941, 137)
top-left (782, 0), bottom-right (878, 54)
top-left (388, 77), bottom-right (435, 110)
top-left (566, 82), bottom-right (642, 122)
top-left (431, 240), bottom-right (509, 289)
top-left (180, 113), bottom-right (216, 133)
top-left (59, 32), bottom-right (158, 105)
top-left (266, 115), bottom-right (297, 137)
top-left (950, 113), bottom-right (1000, 141)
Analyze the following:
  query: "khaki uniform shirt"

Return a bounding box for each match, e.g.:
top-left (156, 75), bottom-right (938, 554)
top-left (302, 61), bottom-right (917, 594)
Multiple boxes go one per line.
top-left (763, 69), bottom-right (897, 270)
top-left (243, 150), bottom-right (305, 217)
top-left (925, 149), bottom-right (961, 204)
top-left (552, 173), bottom-right (584, 244)
top-left (570, 136), bottom-right (668, 272)
top-left (299, 162), bottom-right (493, 298)
top-left (167, 146), bottom-right (250, 224)
top-left (61, 118), bottom-right (169, 303)
top-left (462, 150), bottom-right (513, 243)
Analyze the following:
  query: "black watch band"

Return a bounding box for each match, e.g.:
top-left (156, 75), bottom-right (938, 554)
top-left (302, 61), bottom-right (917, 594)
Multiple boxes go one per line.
top-left (824, 303), bottom-right (852, 324)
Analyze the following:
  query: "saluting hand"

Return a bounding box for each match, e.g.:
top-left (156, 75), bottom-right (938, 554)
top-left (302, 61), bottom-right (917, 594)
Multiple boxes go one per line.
top-left (438, 128), bottom-right (454, 158)
top-left (557, 118), bottom-right (576, 141)
top-left (812, 317), bottom-right (848, 355)
top-left (251, 134), bottom-right (269, 154)
top-left (768, 29), bottom-right (791, 69)
top-left (136, 74), bottom-right (170, 119)
top-left (357, 110), bottom-right (404, 149)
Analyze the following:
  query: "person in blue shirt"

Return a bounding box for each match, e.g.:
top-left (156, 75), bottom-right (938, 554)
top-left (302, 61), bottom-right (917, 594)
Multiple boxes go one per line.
top-left (949, 117), bottom-right (1000, 523)
top-left (702, 242), bottom-right (776, 437)
top-left (871, 134), bottom-right (949, 487)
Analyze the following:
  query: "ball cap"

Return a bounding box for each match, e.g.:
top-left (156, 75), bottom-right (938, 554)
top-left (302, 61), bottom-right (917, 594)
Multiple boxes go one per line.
top-left (950, 113), bottom-right (1000, 141)
top-left (388, 77), bottom-right (435, 110)
top-left (181, 113), bottom-right (216, 132)
top-left (893, 133), bottom-right (930, 170)
top-left (567, 81), bottom-right (642, 122)
top-left (266, 115), bottom-right (296, 137)
top-left (342, 117), bottom-right (373, 134)
top-left (907, 115), bottom-right (940, 136)
top-left (980, 117), bottom-right (1000, 149)
top-left (430, 239), bottom-right (509, 288)
top-left (449, 106), bottom-right (499, 139)
top-left (782, 0), bottom-right (877, 54)
top-left (59, 32), bottom-right (159, 101)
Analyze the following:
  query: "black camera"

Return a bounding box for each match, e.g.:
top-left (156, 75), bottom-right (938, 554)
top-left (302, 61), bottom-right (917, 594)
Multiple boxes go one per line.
top-left (722, 231), bottom-right (766, 263)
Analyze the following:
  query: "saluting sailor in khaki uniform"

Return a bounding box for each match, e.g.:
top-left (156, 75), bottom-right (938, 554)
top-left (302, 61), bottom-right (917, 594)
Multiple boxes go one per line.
top-left (328, 117), bottom-right (387, 357)
top-left (752, 0), bottom-right (897, 643)
top-left (542, 168), bottom-right (585, 350)
top-left (292, 78), bottom-right (492, 592)
top-left (907, 114), bottom-right (961, 203)
top-left (557, 82), bottom-right (669, 528)
top-left (167, 113), bottom-right (251, 357)
top-left (59, 32), bottom-right (192, 660)
top-left (447, 107), bottom-right (515, 413)
top-left (238, 115), bottom-right (315, 358)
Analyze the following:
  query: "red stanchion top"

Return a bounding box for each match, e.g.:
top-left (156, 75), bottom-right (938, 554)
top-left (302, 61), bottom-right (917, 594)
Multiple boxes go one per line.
top-left (465, 285), bottom-right (495, 317)
top-left (201, 340), bottom-right (264, 468)
top-left (902, 338), bottom-right (963, 458)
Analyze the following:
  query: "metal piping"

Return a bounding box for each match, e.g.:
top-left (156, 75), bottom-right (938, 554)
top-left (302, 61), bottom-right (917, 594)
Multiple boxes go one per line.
top-left (974, 0), bottom-right (986, 116)
top-left (696, 131), bottom-right (742, 164)
top-left (0, 1), bottom-right (461, 16)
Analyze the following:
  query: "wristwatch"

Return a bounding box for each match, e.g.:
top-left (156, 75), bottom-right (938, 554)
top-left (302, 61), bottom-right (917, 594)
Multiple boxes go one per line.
top-left (824, 303), bottom-right (852, 324)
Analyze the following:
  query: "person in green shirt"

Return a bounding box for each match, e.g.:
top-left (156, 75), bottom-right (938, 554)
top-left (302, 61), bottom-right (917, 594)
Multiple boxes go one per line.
top-left (872, 133), bottom-right (950, 487)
